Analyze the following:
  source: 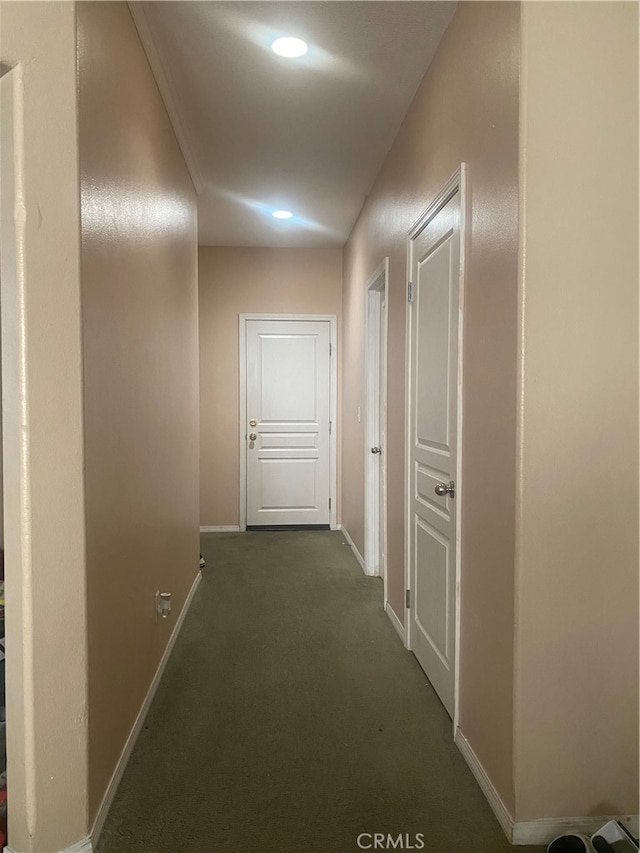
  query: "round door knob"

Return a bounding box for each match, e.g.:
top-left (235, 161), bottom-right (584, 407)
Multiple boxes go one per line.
top-left (249, 419), bottom-right (257, 427)
top-left (371, 446), bottom-right (382, 454)
top-left (249, 433), bottom-right (257, 441)
top-left (434, 480), bottom-right (455, 498)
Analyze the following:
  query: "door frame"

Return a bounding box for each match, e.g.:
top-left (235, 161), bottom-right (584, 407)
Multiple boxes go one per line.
top-left (364, 259), bottom-right (389, 605)
top-left (238, 313), bottom-right (338, 532)
top-left (404, 164), bottom-right (468, 730)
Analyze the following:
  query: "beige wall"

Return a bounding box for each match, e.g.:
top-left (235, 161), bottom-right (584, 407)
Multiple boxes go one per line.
top-left (77, 1), bottom-right (199, 826)
top-left (199, 247), bottom-right (342, 527)
top-left (1, 2), bottom-right (636, 848)
top-left (0, 4), bottom-right (89, 851)
top-left (514, 1), bottom-right (639, 823)
top-left (342, 2), bottom-right (520, 812)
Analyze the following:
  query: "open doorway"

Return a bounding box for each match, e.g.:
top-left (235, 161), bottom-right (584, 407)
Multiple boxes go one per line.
top-left (364, 259), bottom-right (389, 606)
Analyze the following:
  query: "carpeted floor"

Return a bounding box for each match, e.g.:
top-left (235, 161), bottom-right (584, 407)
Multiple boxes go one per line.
top-left (98, 531), bottom-right (545, 853)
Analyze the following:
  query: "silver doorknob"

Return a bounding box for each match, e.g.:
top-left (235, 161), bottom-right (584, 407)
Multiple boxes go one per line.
top-left (370, 446), bottom-right (382, 454)
top-left (434, 480), bottom-right (455, 498)
top-left (249, 419), bottom-right (257, 427)
top-left (249, 433), bottom-right (257, 441)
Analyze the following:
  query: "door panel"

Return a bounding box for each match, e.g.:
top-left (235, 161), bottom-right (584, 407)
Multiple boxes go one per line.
top-left (260, 335), bottom-right (318, 422)
top-left (409, 191), bottom-right (460, 716)
top-left (246, 320), bottom-right (330, 527)
top-left (416, 241), bottom-right (453, 450)
top-left (416, 464), bottom-right (451, 517)
top-left (415, 518), bottom-right (450, 664)
top-left (259, 458), bottom-right (318, 509)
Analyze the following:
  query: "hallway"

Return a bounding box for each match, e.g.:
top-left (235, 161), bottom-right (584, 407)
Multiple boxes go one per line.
top-left (98, 532), bottom-right (543, 853)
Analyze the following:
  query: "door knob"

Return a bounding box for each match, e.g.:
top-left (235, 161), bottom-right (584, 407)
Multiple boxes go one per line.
top-left (434, 480), bottom-right (455, 498)
top-left (249, 419), bottom-right (257, 427)
top-left (249, 433), bottom-right (257, 441)
top-left (371, 446), bottom-right (382, 454)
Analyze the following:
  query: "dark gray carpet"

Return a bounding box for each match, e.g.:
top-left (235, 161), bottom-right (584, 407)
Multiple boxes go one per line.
top-left (98, 531), bottom-right (544, 853)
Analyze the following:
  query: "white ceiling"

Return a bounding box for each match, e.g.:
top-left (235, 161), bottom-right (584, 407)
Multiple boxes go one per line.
top-left (130, 2), bottom-right (456, 248)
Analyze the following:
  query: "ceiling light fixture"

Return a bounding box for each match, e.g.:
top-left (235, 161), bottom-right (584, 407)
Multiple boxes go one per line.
top-left (271, 37), bottom-right (308, 58)
top-left (272, 210), bottom-right (293, 219)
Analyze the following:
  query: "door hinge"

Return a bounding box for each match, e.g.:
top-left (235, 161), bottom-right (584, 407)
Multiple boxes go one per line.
top-left (329, 420), bottom-right (332, 435)
top-left (329, 498), bottom-right (332, 510)
top-left (329, 343), bottom-right (332, 357)
top-left (407, 281), bottom-right (414, 303)
top-left (406, 589), bottom-right (411, 609)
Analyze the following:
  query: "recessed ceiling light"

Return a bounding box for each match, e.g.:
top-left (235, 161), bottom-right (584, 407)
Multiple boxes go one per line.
top-left (272, 210), bottom-right (293, 220)
top-left (271, 37), bottom-right (308, 58)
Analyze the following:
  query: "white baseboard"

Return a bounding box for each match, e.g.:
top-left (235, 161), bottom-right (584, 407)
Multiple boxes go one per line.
top-left (200, 525), bottom-right (240, 533)
top-left (337, 524), bottom-right (366, 573)
top-left (4, 836), bottom-right (94, 853)
top-left (454, 729), bottom-right (514, 842)
top-left (512, 815), bottom-right (640, 846)
top-left (62, 839), bottom-right (93, 853)
top-left (455, 729), bottom-right (639, 846)
top-left (90, 570), bottom-right (202, 848)
top-left (385, 601), bottom-right (406, 646)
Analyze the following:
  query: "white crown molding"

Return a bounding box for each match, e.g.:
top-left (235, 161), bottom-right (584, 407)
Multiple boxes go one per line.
top-left (128, 1), bottom-right (203, 195)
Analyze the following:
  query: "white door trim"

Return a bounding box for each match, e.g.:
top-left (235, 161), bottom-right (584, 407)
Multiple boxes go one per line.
top-left (364, 259), bottom-right (389, 607)
top-left (404, 164), bottom-right (468, 731)
top-left (239, 314), bottom-right (337, 532)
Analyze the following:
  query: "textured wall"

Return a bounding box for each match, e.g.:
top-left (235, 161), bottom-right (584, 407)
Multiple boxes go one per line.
top-left (199, 247), bottom-right (342, 527)
top-left (514, 0), bottom-right (639, 823)
top-left (0, 4), bottom-right (89, 850)
top-left (342, 1), bottom-right (520, 813)
top-left (77, 2), bottom-right (199, 824)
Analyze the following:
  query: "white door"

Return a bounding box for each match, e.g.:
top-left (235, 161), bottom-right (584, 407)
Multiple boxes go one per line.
top-left (245, 319), bottom-right (331, 528)
top-left (408, 189), bottom-right (461, 717)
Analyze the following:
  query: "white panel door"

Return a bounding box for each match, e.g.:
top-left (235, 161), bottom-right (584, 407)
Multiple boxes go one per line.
top-left (408, 191), bottom-right (460, 716)
top-left (246, 320), bottom-right (331, 527)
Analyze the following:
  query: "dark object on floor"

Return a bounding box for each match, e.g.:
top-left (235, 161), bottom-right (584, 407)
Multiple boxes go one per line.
top-left (547, 836), bottom-right (591, 853)
top-left (592, 837), bottom-right (616, 853)
top-left (199, 554), bottom-right (205, 569)
top-left (592, 820), bottom-right (640, 853)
